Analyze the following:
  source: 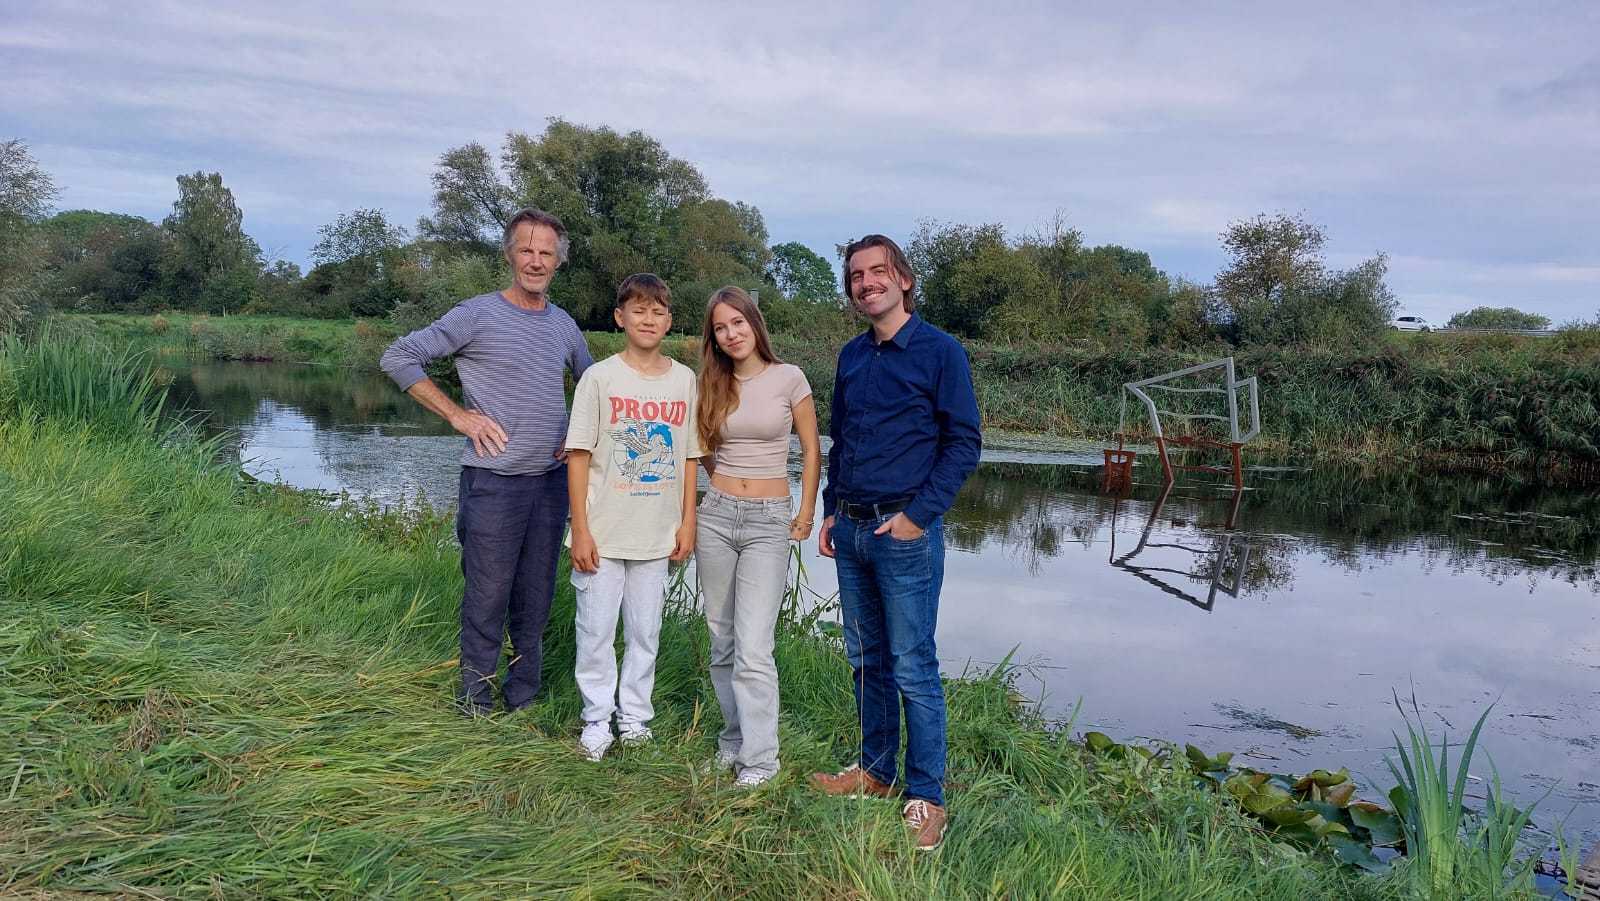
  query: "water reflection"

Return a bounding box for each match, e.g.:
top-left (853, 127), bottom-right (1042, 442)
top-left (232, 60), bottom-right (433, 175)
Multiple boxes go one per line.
top-left (950, 460), bottom-right (1600, 589)
top-left (1109, 485), bottom-right (1252, 611)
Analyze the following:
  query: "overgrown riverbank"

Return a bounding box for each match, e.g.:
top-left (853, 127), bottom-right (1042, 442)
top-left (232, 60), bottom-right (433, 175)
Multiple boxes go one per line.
top-left (58, 311), bottom-right (1600, 482)
top-left (3, 335), bottom-right (1579, 898)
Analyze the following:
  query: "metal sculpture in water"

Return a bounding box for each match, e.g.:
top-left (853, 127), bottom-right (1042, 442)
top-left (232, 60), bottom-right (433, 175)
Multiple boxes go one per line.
top-left (1112, 357), bottom-right (1261, 491)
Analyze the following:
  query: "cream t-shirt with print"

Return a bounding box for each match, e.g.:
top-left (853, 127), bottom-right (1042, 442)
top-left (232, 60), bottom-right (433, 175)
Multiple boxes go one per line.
top-left (564, 354), bottom-right (703, 560)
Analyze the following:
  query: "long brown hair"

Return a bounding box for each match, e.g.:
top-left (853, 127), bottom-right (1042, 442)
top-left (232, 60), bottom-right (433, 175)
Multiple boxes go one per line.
top-left (697, 286), bottom-right (779, 454)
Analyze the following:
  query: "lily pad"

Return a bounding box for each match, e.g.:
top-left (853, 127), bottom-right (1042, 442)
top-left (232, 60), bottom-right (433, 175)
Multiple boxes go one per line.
top-left (1329, 836), bottom-right (1390, 873)
top-left (1324, 781), bottom-right (1356, 807)
top-left (1350, 804), bottom-right (1403, 847)
top-left (1294, 768), bottom-right (1351, 792)
top-left (1261, 805), bottom-right (1317, 826)
top-left (1184, 744), bottom-right (1233, 771)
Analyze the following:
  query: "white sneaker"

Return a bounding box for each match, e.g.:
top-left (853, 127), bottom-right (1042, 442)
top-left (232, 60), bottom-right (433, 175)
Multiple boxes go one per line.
top-left (579, 721), bottom-right (614, 762)
top-left (618, 724), bottom-right (653, 746)
top-left (735, 768), bottom-right (775, 787)
top-left (716, 749), bottom-right (739, 770)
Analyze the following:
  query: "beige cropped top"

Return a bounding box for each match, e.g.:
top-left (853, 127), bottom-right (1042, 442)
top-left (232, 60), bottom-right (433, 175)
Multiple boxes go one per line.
top-left (712, 363), bottom-right (812, 479)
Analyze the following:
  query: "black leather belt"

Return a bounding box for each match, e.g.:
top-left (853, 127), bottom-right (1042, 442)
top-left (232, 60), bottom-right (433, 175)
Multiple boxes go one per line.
top-left (838, 498), bottom-right (911, 520)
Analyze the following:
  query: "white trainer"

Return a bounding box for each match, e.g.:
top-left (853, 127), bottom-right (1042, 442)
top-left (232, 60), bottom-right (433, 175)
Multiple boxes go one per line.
top-left (619, 724), bottom-right (653, 746)
top-left (735, 768), bottom-right (775, 788)
top-left (579, 721), bottom-right (614, 762)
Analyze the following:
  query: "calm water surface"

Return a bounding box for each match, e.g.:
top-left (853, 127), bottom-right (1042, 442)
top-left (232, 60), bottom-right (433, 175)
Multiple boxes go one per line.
top-left (167, 361), bottom-right (1600, 848)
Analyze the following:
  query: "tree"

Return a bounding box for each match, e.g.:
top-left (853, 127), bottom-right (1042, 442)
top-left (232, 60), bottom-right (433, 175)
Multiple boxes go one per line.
top-left (907, 219), bottom-right (1009, 337)
top-left (253, 260), bottom-right (304, 315)
top-left (1, 139), bottom-right (58, 224)
top-left (161, 172), bottom-right (262, 312)
top-left (948, 241), bottom-right (1053, 342)
top-left (0, 139), bottom-right (59, 329)
top-left (38, 210), bottom-right (164, 311)
top-left (1213, 213), bottom-right (1393, 347)
top-left (419, 120), bottom-right (770, 329)
top-left (1020, 222), bottom-right (1169, 345)
top-left (1214, 213), bottom-right (1326, 321)
top-left (1146, 279), bottom-right (1218, 348)
top-left (678, 199), bottom-right (770, 284)
top-left (301, 209), bottom-right (412, 318)
top-left (312, 208), bottom-right (409, 267)
top-left (1447, 306), bottom-right (1551, 331)
top-left (416, 143), bottom-right (511, 252)
top-left (766, 242), bottom-right (837, 302)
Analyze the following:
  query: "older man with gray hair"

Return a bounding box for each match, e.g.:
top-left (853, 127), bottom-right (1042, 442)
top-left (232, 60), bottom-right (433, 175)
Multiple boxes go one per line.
top-left (381, 208), bottom-right (594, 715)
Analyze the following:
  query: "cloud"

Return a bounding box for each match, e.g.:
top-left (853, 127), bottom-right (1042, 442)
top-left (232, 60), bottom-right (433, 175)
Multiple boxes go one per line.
top-left (4, 0), bottom-right (1596, 319)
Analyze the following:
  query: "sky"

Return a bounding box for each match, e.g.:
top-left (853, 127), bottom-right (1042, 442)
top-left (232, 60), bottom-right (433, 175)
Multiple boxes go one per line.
top-left (4, 0), bottom-right (1597, 325)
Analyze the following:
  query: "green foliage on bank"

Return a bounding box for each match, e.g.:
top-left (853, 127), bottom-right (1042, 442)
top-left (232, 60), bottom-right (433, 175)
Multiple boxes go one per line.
top-left (53, 313), bottom-right (1600, 480)
top-left (0, 336), bottom-right (1450, 899)
top-left (961, 334), bottom-right (1600, 476)
top-left (1447, 306), bottom-right (1553, 331)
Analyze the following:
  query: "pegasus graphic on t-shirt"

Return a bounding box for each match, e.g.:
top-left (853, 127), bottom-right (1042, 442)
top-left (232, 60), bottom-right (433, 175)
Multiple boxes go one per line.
top-left (611, 416), bottom-right (675, 488)
top-left (607, 396), bottom-right (689, 492)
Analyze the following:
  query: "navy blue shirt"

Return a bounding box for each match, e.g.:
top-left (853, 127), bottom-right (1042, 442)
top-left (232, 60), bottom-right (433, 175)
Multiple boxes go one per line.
top-left (823, 315), bottom-right (982, 528)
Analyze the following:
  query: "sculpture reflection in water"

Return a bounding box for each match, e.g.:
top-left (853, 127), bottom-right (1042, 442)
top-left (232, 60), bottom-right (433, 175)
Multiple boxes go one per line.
top-left (1108, 482), bottom-right (1250, 612)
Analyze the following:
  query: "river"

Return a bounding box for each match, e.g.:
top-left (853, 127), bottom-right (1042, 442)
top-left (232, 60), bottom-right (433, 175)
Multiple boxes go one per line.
top-left (164, 359), bottom-right (1600, 851)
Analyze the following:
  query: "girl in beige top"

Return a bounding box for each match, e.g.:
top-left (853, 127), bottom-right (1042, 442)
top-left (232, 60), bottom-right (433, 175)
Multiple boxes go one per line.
top-left (693, 286), bottom-right (821, 785)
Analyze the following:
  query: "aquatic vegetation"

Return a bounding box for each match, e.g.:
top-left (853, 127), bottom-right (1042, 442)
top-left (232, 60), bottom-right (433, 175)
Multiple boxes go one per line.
top-left (1387, 693), bottom-right (1546, 899)
top-left (1085, 732), bottom-right (1403, 873)
top-left (1078, 694), bottom-right (1563, 898)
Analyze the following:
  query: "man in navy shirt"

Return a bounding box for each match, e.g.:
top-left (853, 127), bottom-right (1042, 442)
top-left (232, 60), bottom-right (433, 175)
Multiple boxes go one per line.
top-left (809, 234), bottom-right (982, 851)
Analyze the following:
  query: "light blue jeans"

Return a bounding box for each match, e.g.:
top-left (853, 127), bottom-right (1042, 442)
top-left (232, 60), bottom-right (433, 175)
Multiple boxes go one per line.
top-left (696, 488), bottom-right (792, 778)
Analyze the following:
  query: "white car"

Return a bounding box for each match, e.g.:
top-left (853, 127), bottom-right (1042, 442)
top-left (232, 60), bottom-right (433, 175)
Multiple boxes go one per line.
top-left (1390, 315), bottom-right (1430, 332)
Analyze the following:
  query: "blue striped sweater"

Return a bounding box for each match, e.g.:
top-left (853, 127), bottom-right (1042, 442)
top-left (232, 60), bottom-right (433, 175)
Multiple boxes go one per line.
top-left (380, 291), bottom-right (594, 475)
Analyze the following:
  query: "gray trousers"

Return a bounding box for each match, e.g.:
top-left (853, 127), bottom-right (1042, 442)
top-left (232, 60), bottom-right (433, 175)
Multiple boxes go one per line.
top-left (695, 488), bottom-right (792, 777)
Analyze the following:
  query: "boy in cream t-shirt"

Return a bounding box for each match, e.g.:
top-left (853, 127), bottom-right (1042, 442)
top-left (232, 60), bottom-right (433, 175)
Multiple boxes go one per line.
top-left (565, 274), bottom-right (702, 761)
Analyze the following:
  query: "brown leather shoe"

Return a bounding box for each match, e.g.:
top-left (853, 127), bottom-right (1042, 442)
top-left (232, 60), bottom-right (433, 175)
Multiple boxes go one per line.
top-left (807, 764), bottom-right (895, 799)
top-left (903, 799), bottom-right (947, 851)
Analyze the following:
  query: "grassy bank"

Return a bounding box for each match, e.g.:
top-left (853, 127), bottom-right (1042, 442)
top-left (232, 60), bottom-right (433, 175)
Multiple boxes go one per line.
top-left (54, 312), bottom-right (400, 367)
top-left (56, 312), bottom-right (1600, 480)
top-left (0, 341), bottom-right (1472, 898)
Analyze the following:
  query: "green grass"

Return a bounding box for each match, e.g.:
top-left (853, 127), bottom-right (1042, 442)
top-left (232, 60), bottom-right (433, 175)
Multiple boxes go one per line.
top-left (51, 312), bottom-right (399, 367)
top-left (0, 339), bottom-right (1452, 899)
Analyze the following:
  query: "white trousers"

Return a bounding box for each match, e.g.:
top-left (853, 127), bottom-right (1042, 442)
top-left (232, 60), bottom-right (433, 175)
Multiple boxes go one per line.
top-left (572, 556), bottom-right (669, 726)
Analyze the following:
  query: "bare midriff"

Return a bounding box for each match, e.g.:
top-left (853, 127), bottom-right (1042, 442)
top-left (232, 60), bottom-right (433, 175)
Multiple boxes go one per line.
top-left (709, 472), bottom-right (790, 499)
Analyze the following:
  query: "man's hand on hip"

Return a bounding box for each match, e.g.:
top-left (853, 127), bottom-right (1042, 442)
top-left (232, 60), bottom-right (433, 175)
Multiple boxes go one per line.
top-left (451, 410), bottom-right (508, 458)
top-left (874, 512), bottom-right (925, 541)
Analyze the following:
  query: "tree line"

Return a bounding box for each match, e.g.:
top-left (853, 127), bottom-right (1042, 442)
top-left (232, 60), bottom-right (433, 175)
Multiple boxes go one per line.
top-left (0, 123), bottom-right (838, 337)
top-left (0, 127), bottom-right (1581, 349)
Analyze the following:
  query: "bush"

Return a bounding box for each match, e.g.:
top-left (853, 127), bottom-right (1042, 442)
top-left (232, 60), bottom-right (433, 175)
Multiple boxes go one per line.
top-left (389, 255), bottom-right (504, 334)
top-left (1447, 306), bottom-right (1551, 330)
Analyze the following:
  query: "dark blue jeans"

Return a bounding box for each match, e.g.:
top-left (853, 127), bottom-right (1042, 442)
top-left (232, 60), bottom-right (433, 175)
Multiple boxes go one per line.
top-left (455, 465), bottom-right (568, 711)
top-left (833, 511), bottom-right (947, 805)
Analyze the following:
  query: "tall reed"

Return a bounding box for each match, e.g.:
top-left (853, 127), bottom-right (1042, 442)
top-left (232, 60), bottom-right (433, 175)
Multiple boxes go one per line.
top-left (1386, 692), bottom-right (1545, 899)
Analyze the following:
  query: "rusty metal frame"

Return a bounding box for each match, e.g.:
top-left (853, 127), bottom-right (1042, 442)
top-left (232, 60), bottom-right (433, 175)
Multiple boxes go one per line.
top-left (1123, 357), bottom-right (1260, 489)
